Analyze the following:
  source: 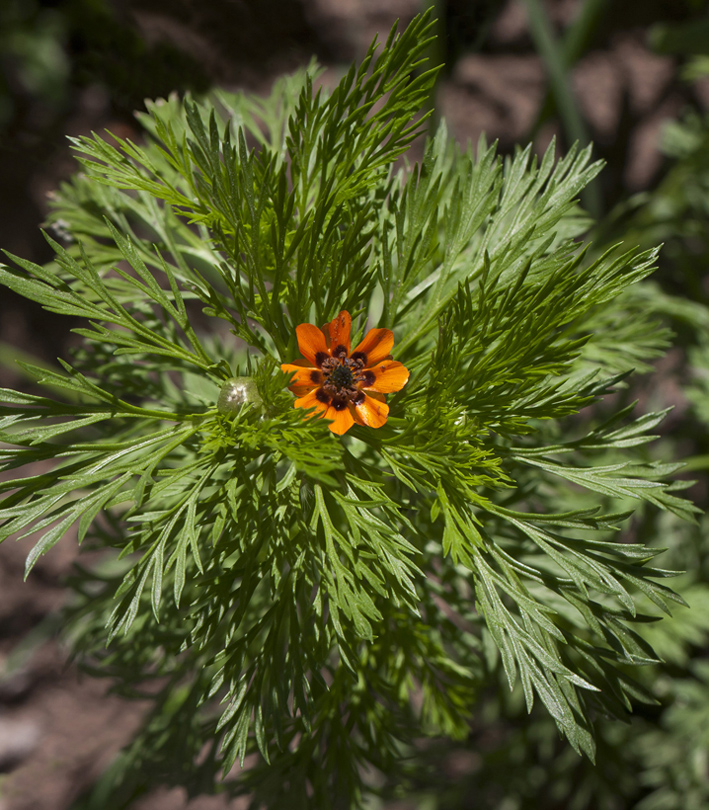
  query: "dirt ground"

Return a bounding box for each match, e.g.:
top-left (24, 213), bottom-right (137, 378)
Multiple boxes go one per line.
top-left (0, 1), bottom-right (705, 808)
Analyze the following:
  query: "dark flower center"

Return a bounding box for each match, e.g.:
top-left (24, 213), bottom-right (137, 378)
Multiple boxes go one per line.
top-left (329, 364), bottom-right (354, 389)
top-left (319, 354), bottom-right (367, 408)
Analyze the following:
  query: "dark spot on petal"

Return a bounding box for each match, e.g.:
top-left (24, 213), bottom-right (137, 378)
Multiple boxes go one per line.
top-left (351, 351), bottom-right (367, 365)
top-left (353, 390), bottom-right (365, 405)
top-left (315, 388), bottom-right (330, 404)
top-left (315, 352), bottom-right (328, 368)
top-left (361, 371), bottom-right (376, 387)
top-left (332, 344), bottom-right (348, 359)
top-left (310, 370), bottom-right (322, 384)
top-left (331, 396), bottom-right (348, 411)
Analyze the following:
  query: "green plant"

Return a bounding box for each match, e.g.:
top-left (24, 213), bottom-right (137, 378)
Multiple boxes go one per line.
top-left (0, 13), bottom-right (699, 808)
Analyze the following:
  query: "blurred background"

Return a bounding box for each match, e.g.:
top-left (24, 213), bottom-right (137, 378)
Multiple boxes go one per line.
top-left (1, 1), bottom-right (709, 808)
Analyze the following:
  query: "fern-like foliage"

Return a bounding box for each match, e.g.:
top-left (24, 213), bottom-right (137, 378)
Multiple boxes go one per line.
top-left (0, 12), bottom-right (698, 808)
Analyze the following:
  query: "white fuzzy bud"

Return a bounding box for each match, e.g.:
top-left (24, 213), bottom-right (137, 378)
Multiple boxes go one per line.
top-left (217, 377), bottom-right (262, 414)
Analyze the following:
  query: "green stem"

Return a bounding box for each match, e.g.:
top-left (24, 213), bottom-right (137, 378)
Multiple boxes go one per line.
top-left (523, 0), bottom-right (601, 218)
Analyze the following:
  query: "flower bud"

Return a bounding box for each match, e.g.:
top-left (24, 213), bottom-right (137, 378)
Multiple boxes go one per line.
top-left (217, 377), bottom-right (262, 414)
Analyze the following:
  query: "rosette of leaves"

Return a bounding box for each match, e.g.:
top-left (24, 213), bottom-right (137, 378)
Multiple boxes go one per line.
top-left (0, 13), bottom-right (699, 808)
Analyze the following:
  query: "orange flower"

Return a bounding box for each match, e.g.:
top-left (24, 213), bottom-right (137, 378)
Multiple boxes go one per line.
top-left (281, 310), bottom-right (409, 435)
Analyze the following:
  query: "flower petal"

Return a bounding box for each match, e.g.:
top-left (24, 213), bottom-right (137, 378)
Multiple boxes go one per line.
top-left (323, 403), bottom-right (355, 435)
top-left (281, 360), bottom-right (322, 396)
top-left (352, 328), bottom-right (394, 366)
top-left (353, 391), bottom-right (389, 429)
top-left (294, 388), bottom-right (330, 415)
top-left (325, 310), bottom-right (351, 356)
top-left (360, 360), bottom-right (409, 393)
top-left (296, 324), bottom-right (330, 367)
